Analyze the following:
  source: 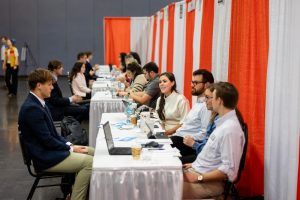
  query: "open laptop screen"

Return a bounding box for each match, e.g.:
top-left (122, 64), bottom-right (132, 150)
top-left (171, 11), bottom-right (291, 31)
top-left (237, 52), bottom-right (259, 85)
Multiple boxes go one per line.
top-left (103, 121), bottom-right (114, 150)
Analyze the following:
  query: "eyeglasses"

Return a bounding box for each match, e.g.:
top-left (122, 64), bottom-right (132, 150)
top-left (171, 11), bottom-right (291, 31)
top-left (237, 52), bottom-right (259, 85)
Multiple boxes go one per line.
top-left (191, 81), bottom-right (205, 85)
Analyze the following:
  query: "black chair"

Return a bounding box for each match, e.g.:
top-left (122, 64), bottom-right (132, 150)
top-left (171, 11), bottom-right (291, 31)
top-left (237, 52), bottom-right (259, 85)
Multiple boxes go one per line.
top-left (223, 123), bottom-right (248, 200)
top-left (18, 133), bottom-right (73, 200)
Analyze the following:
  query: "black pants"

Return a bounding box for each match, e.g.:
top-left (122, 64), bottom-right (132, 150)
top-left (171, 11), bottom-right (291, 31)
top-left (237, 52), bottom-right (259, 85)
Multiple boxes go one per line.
top-left (5, 64), bottom-right (19, 95)
top-left (64, 104), bottom-right (89, 123)
top-left (171, 136), bottom-right (196, 156)
top-left (171, 136), bottom-right (197, 164)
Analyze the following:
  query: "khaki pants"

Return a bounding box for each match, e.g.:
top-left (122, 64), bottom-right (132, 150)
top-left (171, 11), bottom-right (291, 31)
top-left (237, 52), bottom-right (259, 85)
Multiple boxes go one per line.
top-left (45, 147), bottom-right (94, 200)
top-left (182, 169), bottom-right (224, 199)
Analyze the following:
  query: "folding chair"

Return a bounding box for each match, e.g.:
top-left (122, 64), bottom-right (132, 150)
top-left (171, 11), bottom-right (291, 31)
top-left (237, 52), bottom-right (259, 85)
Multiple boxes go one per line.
top-left (223, 123), bottom-right (248, 200)
top-left (18, 133), bottom-right (73, 200)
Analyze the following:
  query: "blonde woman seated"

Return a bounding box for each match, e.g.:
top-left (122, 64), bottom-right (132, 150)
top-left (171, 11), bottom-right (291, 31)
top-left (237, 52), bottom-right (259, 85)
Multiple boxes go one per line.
top-left (118, 62), bottom-right (148, 96)
top-left (156, 72), bottom-right (190, 136)
top-left (70, 62), bottom-right (91, 99)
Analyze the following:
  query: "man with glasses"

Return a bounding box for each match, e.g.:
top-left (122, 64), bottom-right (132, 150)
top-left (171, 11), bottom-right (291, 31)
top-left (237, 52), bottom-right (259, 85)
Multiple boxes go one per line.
top-left (171, 69), bottom-right (214, 157)
top-left (127, 62), bottom-right (160, 109)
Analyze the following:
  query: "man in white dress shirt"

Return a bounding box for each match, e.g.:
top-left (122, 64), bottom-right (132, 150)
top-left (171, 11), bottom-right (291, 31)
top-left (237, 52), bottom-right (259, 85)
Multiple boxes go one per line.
top-left (171, 69), bottom-right (214, 156)
top-left (182, 82), bottom-right (245, 199)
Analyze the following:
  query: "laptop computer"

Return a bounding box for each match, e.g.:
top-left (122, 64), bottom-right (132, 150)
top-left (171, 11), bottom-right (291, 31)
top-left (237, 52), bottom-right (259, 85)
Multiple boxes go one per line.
top-left (103, 121), bottom-right (132, 155)
top-left (145, 120), bottom-right (169, 139)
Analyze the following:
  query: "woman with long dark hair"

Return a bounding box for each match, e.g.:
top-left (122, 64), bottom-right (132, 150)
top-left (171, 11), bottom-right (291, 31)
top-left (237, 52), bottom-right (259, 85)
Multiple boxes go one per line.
top-left (156, 72), bottom-right (190, 136)
top-left (70, 62), bottom-right (91, 99)
top-left (118, 62), bottom-right (148, 96)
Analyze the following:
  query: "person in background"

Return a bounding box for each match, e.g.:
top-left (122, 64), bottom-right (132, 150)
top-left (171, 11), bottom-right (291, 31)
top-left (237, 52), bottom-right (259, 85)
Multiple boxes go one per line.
top-left (124, 54), bottom-right (137, 66)
top-left (46, 60), bottom-right (89, 122)
top-left (122, 62), bottom-right (160, 109)
top-left (84, 51), bottom-right (99, 87)
top-left (1, 36), bottom-right (8, 66)
top-left (1, 36), bottom-right (8, 88)
top-left (77, 52), bottom-right (87, 64)
top-left (155, 72), bottom-right (190, 136)
top-left (182, 82), bottom-right (245, 199)
top-left (70, 62), bottom-right (91, 99)
top-left (19, 68), bottom-right (94, 200)
top-left (116, 52), bottom-right (129, 83)
top-left (128, 51), bottom-right (141, 65)
top-left (2, 38), bottom-right (19, 97)
top-left (118, 62), bottom-right (148, 93)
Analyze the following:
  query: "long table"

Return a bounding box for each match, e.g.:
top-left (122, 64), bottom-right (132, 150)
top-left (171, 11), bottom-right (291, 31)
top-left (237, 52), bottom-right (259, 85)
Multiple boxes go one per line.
top-left (89, 113), bottom-right (183, 200)
top-left (89, 92), bottom-right (124, 147)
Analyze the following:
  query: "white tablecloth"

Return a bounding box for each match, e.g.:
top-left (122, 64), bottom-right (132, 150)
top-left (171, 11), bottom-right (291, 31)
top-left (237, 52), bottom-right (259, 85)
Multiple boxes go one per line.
top-left (91, 81), bottom-right (111, 96)
top-left (89, 92), bottom-right (125, 147)
top-left (89, 113), bottom-right (183, 200)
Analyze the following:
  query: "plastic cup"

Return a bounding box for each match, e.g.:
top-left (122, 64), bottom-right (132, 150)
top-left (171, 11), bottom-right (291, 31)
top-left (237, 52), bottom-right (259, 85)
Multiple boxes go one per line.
top-left (131, 143), bottom-right (142, 160)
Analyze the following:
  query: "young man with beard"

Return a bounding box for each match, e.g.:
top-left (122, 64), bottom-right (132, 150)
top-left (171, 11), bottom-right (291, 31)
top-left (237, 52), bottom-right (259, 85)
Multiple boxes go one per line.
top-left (171, 69), bottom-right (214, 156)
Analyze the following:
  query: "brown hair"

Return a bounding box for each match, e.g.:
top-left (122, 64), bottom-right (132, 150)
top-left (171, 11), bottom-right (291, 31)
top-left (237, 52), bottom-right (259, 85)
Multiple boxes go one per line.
top-left (47, 60), bottom-right (63, 71)
top-left (28, 68), bottom-right (53, 90)
top-left (213, 82), bottom-right (239, 109)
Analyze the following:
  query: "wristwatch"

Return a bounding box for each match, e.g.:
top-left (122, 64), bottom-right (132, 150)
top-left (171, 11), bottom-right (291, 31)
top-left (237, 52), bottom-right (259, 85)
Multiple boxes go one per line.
top-left (197, 174), bottom-right (204, 183)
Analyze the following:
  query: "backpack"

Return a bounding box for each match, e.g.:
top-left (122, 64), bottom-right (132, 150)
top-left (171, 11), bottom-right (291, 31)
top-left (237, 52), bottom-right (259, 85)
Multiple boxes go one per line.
top-left (61, 116), bottom-right (88, 146)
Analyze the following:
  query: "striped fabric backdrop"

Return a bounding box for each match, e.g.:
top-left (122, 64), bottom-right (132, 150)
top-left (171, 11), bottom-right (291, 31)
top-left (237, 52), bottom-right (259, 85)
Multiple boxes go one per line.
top-left (104, 0), bottom-right (300, 198)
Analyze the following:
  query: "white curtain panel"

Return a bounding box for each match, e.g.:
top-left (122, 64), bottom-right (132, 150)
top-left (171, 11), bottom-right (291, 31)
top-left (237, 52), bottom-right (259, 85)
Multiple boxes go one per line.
top-left (211, 0), bottom-right (232, 81)
top-left (147, 16), bottom-right (155, 62)
top-left (173, 1), bottom-right (187, 94)
top-left (192, 0), bottom-right (203, 71)
top-left (192, 0), bottom-right (203, 105)
top-left (265, 0), bottom-right (300, 199)
top-left (154, 11), bottom-right (161, 66)
top-left (130, 17), bottom-right (151, 66)
top-left (161, 6), bottom-right (169, 73)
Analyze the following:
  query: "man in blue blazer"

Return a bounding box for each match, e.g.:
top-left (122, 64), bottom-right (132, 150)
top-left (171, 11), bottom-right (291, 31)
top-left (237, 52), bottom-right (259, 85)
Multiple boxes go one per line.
top-left (45, 60), bottom-right (89, 122)
top-left (18, 68), bottom-right (94, 200)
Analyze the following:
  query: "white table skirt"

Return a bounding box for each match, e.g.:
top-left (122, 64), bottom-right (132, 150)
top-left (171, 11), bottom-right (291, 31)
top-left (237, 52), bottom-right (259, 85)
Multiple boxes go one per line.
top-left (89, 94), bottom-right (124, 147)
top-left (89, 113), bottom-right (183, 200)
top-left (90, 169), bottom-right (182, 200)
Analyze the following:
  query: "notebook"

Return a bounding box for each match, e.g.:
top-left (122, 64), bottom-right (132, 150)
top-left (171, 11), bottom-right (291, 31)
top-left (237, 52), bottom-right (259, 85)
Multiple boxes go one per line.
top-left (103, 121), bottom-right (132, 155)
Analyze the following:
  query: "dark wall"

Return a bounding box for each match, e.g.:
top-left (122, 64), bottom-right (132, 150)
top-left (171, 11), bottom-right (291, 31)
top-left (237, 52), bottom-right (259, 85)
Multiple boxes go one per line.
top-left (0, 0), bottom-right (177, 75)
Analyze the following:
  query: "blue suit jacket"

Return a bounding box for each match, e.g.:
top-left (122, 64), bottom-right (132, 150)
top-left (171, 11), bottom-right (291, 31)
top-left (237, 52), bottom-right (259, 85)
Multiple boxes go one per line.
top-left (18, 93), bottom-right (70, 171)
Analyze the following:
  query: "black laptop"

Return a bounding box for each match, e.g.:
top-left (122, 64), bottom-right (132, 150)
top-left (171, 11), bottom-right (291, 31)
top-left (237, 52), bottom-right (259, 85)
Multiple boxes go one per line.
top-left (103, 121), bottom-right (132, 155)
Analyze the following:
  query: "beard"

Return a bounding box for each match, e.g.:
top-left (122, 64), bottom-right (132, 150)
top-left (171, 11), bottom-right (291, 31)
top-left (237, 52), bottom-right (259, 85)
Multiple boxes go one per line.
top-left (191, 88), bottom-right (204, 96)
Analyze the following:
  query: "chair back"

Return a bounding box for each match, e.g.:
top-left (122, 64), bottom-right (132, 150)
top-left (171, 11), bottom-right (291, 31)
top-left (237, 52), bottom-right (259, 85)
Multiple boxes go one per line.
top-left (18, 133), bottom-right (32, 167)
top-left (234, 123), bottom-right (248, 184)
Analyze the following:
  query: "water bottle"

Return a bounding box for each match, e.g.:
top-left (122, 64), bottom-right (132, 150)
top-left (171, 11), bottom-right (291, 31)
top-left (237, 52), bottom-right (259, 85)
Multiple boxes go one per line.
top-left (125, 101), bottom-right (136, 123)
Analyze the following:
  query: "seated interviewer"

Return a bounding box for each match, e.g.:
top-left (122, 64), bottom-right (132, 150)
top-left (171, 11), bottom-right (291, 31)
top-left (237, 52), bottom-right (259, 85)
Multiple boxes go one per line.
top-left (18, 68), bottom-right (94, 200)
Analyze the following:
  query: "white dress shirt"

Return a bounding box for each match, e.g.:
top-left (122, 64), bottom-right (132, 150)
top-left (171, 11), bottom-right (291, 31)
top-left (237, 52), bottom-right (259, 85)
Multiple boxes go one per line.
top-left (155, 91), bottom-right (190, 130)
top-left (192, 110), bottom-right (245, 181)
top-left (174, 96), bottom-right (211, 140)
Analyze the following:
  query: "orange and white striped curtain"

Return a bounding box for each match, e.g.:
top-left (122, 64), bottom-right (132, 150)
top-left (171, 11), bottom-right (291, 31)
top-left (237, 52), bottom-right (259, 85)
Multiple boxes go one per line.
top-left (104, 0), bottom-right (300, 198)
